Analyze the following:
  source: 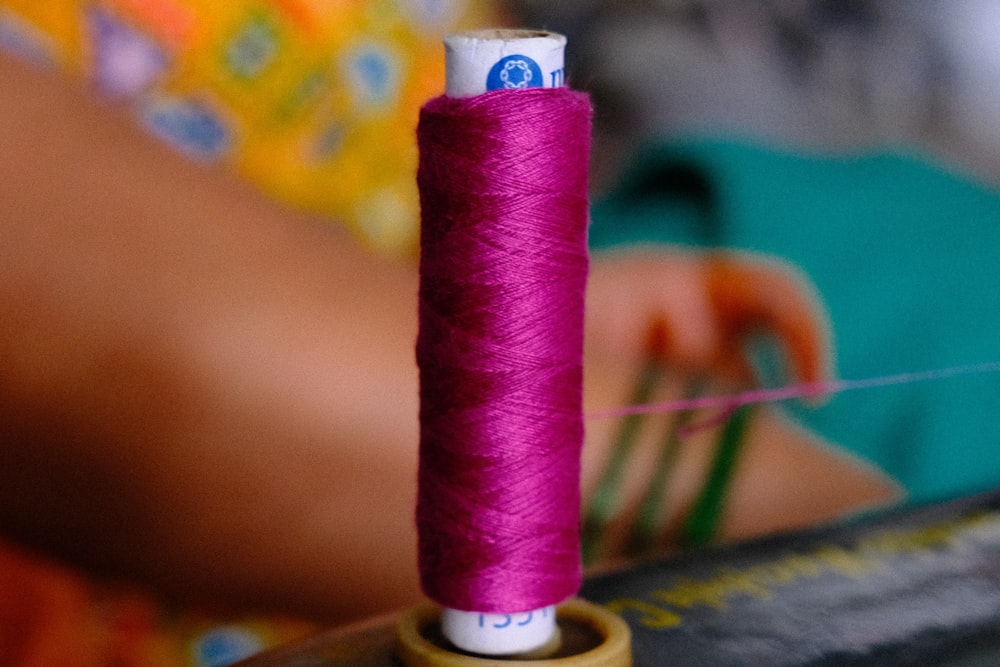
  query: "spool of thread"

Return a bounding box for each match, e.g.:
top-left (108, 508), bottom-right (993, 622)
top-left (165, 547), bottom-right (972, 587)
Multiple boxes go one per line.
top-left (415, 30), bottom-right (591, 656)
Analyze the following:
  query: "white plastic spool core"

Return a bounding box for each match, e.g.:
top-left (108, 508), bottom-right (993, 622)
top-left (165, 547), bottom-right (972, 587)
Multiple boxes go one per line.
top-left (443, 29), bottom-right (566, 98)
top-left (436, 29), bottom-right (567, 656)
top-left (440, 606), bottom-right (558, 656)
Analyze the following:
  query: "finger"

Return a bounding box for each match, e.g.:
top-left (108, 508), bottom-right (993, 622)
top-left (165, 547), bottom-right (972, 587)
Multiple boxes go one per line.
top-left (643, 287), bottom-right (720, 374)
top-left (706, 254), bottom-right (832, 391)
top-left (587, 251), bottom-right (719, 371)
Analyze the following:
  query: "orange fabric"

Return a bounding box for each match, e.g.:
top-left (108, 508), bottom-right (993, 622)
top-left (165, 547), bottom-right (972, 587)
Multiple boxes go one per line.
top-left (0, 540), bottom-right (317, 666)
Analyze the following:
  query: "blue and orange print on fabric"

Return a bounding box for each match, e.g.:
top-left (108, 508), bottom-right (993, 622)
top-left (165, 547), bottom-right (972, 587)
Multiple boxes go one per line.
top-left (0, 0), bottom-right (499, 255)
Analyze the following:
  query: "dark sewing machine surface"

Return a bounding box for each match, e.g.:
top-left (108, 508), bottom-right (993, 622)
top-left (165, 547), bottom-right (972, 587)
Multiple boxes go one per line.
top-left (237, 490), bottom-right (1000, 666)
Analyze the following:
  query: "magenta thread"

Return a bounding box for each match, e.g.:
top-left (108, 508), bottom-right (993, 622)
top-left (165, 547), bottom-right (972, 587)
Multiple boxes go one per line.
top-left (588, 361), bottom-right (1000, 422)
top-left (416, 87), bottom-right (592, 613)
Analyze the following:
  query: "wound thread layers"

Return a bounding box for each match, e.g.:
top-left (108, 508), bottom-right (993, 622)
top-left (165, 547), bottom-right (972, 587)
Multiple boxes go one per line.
top-left (416, 87), bottom-right (592, 613)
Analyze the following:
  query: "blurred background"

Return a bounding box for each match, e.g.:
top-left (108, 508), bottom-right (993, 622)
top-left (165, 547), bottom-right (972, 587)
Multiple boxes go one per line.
top-left (506, 0), bottom-right (1000, 191)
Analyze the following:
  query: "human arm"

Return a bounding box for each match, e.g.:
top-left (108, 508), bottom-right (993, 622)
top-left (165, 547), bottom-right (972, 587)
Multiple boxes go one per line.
top-left (0, 53), bottom-right (423, 623)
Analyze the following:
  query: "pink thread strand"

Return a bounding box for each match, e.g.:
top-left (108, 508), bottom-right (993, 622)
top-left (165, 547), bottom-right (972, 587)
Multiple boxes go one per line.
top-left (416, 87), bottom-right (592, 613)
top-left (588, 361), bottom-right (1000, 420)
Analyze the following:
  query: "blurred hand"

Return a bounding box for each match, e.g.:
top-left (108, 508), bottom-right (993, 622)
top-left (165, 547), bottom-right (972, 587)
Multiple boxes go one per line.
top-left (585, 246), bottom-right (831, 387)
top-left (580, 247), bottom-right (898, 565)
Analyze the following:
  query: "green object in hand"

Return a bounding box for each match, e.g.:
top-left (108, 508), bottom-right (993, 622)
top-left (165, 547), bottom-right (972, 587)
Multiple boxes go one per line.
top-left (681, 403), bottom-right (755, 549)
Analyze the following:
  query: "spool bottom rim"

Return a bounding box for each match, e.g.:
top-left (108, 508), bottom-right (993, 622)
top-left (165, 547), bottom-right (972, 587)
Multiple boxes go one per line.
top-left (395, 598), bottom-right (631, 666)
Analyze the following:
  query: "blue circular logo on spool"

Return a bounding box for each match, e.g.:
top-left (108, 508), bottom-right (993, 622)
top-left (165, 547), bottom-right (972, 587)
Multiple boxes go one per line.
top-left (486, 54), bottom-right (543, 91)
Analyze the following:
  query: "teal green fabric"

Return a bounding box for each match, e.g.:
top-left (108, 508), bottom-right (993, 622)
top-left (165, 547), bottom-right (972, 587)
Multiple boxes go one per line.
top-left (590, 138), bottom-right (1000, 506)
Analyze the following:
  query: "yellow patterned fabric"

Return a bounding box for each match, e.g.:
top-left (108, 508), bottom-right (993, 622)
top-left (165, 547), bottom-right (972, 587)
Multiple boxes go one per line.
top-left (0, 0), bottom-right (498, 255)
